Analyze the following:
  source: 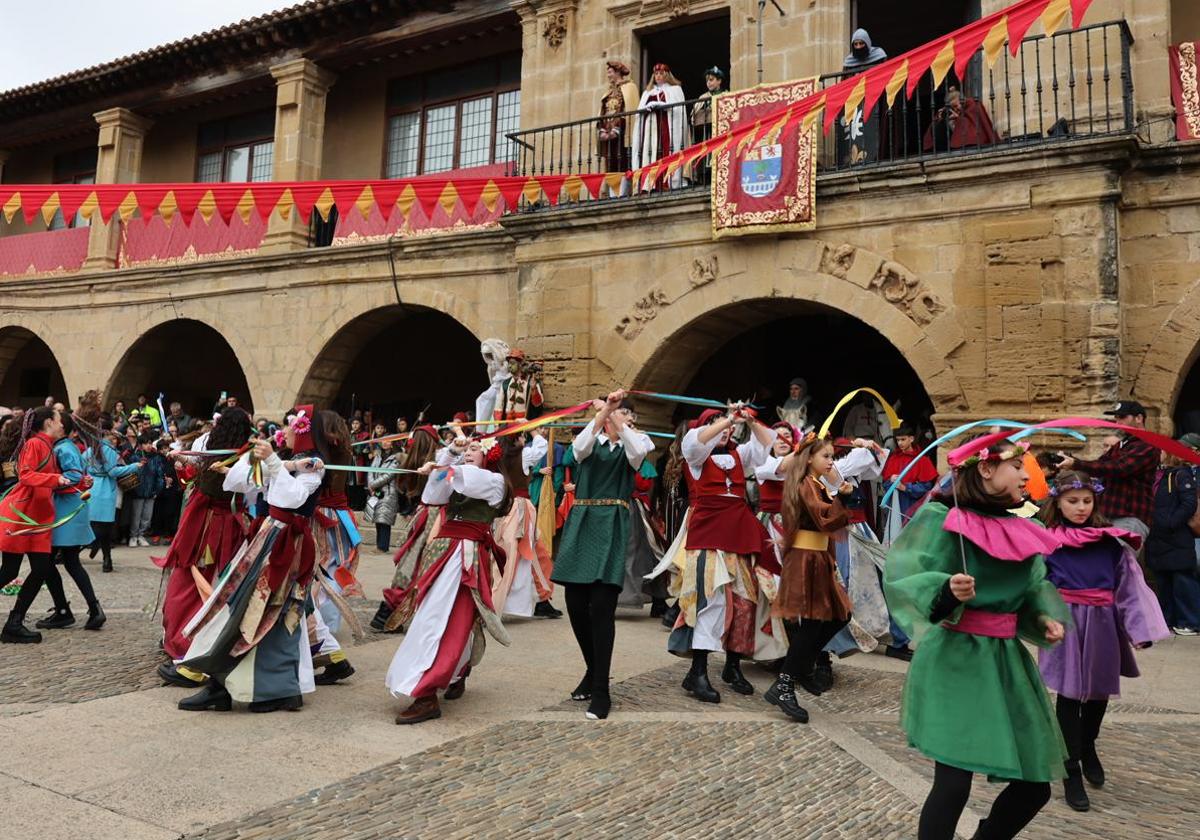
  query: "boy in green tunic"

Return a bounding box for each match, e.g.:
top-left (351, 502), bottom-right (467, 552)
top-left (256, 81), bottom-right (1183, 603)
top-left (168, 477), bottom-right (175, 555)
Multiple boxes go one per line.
top-left (884, 438), bottom-right (1070, 840)
top-left (551, 390), bottom-right (654, 721)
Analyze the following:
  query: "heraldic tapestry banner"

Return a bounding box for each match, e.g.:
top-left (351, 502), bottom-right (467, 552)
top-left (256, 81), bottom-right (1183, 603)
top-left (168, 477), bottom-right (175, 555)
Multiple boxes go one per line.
top-left (711, 78), bottom-right (818, 239)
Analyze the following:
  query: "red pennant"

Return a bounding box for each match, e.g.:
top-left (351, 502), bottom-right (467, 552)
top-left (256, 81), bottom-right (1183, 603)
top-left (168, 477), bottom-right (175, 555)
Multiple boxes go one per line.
top-left (330, 182), bottom-right (366, 218)
top-left (1071, 0), bottom-right (1092, 28)
top-left (580, 173), bottom-right (607, 200)
top-left (250, 183), bottom-right (290, 222)
top-left (453, 177), bottom-right (487, 216)
top-left (497, 177), bottom-right (525, 211)
top-left (953, 20), bottom-right (992, 82)
top-left (411, 180), bottom-right (443, 219)
top-left (905, 40), bottom-right (944, 97)
top-left (1006, 0), bottom-right (1049, 55)
top-left (58, 185), bottom-right (88, 225)
top-left (210, 185), bottom-right (244, 224)
top-left (133, 185), bottom-right (171, 223)
top-left (95, 186), bottom-right (126, 224)
top-left (860, 62), bottom-right (896, 121)
top-left (823, 78), bottom-right (855, 132)
top-left (287, 183), bottom-right (327, 224)
top-left (371, 180), bottom-right (405, 222)
top-left (18, 186), bottom-right (55, 225)
top-left (174, 186), bottom-right (202, 226)
top-left (537, 175), bottom-right (568, 206)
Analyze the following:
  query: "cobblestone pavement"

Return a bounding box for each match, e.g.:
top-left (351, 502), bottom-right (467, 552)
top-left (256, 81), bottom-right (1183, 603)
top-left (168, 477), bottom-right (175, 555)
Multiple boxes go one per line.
top-left (2, 547), bottom-right (1197, 839)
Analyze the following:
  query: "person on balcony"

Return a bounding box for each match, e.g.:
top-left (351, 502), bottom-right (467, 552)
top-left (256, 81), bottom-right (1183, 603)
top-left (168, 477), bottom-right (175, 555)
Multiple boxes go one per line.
top-left (689, 66), bottom-right (725, 184)
top-left (598, 61), bottom-right (639, 177)
top-left (923, 85), bottom-right (1001, 152)
top-left (633, 63), bottom-right (686, 189)
top-left (843, 29), bottom-right (887, 70)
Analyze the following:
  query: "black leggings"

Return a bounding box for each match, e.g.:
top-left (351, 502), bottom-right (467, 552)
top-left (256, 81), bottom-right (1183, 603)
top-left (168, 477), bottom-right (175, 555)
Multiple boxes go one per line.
top-left (91, 521), bottom-right (115, 562)
top-left (919, 762), bottom-right (1051, 840)
top-left (564, 582), bottom-right (621, 696)
top-left (44, 546), bottom-right (99, 611)
top-left (1, 551), bottom-right (53, 618)
top-left (1056, 695), bottom-right (1108, 762)
top-left (783, 618), bottom-right (847, 678)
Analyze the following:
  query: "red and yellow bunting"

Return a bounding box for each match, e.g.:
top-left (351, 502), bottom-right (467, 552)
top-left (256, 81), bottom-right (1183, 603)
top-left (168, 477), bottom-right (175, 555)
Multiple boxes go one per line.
top-left (0, 0), bottom-right (1094, 230)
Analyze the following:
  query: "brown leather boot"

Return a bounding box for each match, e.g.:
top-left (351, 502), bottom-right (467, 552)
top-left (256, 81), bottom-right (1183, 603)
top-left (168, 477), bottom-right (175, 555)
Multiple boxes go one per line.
top-left (395, 695), bottom-right (441, 725)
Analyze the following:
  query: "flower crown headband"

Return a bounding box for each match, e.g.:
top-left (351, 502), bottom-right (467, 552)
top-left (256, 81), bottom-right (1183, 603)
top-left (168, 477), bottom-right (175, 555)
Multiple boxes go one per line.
top-left (952, 441), bottom-right (1029, 471)
top-left (476, 436), bottom-right (504, 467)
top-left (273, 410), bottom-right (310, 448)
top-left (1048, 476), bottom-right (1105, 497)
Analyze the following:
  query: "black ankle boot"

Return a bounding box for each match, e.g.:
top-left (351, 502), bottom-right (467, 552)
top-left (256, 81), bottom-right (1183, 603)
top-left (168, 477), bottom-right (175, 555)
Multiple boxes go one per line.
top-left (1063, 762), bottom-right (1090, 811)
top-left (36, 605), bottom-right (76, 629)
top-left (764, 673), bottom-right (809, 723)
top-left (1081, 743), bottom-right (1105, 787)
top-left (571, 672), bottom-right (592, 701)
top-left (178, 680), bottom-right (232, 712)
top-left (813, 652), bottom-right (834, 692)
top-left (681, 653), bottom-right (720, 703)
top-left (101, 555), bottom-right (113, 573)
top-left (649, 598), bottom-right (668, 618)
top-left (314, 658), bottom-right (355, 685)
top-left (586, 688), bottom-right (611, 720)
top-left (721, 654), bottom-right (755, 695)
top-left (158, 661), bottom-right (204, 688)
top-left (534, 599), bottom-right (563, 618)
top-left (84, 602), bottom-right (106, 631)
top-left (248, 695), bottom-right (303, 713)
top-left (1, 611), bottom-right (42, 644)
top-left (369, 601), bottom-right (391, 632)
top-left (661, 603), bottom-right (680, 628)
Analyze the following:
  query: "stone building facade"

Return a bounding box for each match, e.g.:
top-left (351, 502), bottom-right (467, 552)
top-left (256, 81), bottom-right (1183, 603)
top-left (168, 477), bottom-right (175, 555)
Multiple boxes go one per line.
top-left (1, 0), bottom-right (1199, 439)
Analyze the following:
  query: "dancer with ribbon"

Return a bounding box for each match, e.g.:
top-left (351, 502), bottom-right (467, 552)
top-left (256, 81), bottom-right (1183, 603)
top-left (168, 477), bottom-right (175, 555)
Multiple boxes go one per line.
top-left (1036, 470), bottom-right (1169, 812)
top-left (883, 435), bottom-right (1069, 840)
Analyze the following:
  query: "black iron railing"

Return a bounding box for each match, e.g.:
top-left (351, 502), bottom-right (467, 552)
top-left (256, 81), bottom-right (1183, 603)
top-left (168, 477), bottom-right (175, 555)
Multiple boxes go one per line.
top-left (502, 19), bottom-right (1133, 208)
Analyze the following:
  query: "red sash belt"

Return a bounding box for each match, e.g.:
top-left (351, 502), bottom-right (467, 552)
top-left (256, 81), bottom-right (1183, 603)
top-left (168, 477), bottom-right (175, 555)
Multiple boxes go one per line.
top-left (513, 487), bottom-right (530, 499)
top-left (266, 506), bottom-right (316, 591)
top-left (1058, 587), bottom-right (1115, 607)
top-left (943, 608), bottom-right (1018, 639)
top-left (319, 489), bottom-right (350, 509)
top-left (758, 498), bottom-right (781, 515)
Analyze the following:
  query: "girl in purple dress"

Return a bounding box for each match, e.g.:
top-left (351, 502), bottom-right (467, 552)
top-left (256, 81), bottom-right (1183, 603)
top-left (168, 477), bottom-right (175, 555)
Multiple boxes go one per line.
top-left (1037, 470), bottom-right (1169, 812)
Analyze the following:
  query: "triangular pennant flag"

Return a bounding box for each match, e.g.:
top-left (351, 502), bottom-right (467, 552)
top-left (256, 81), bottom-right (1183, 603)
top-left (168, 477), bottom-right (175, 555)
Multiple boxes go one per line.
top-left (0, 188), bottom-right (16, 223)
top-left (412, 181), bottom-right (442, 219)
top-left (96, 187), bottom-right (127, 224)
top-left (77, 191), bottom-right (100, 225)
top-left (133, 185), bottom-right (171, 223)
top-left (603, 172), bottom-right (625, 196)
top-left (330, 183), bottom-right (366, 219)
top-left (174, 186), bottom-right (203, 226)
top-left (454, 178), bottom-right (487, 216)
top-left (861, 63), bottom-right (896, 121)
top-left (580, 173), bottom-right (606, 200)
top-left (1007, 0), bottom-right (1049, 54)
top-left (235, 188), bottom-right (257, 223)
top-left (521, 178), bottom-right (543, 206)
top-left (58, 187), bottom-right (88, 226)
top-left (801, 102), bottom-right (825, 133)
top-left (313, 187), bottom-right (336, 223)
top-left (117, 190), bottom-right (140, 223)
top-left (1071, 0), bottom-right (1092, 28)
top-left (196, 189), bottom-right (218, 224)
top-left (930, 38), bottom-right (957, 87)
top-left (735, 119), bottom-right (763, 155)
top-left (437, 181), bottom-right (460, 217)
top-left (1041, 0), bottom-right (1071, 36)
top-left (395, 183), bottom-right (418, 219)
top-left (983, 17), bottom-right (1010, 67)
top-left (842, 76), bottom-right (869, 120)
top-left (824, 79), bottom-right (855, 132)
top-left (354, 184), bottom-right (375, 221)
top-left (249, 183), bottom-right (290, 222)
top-left (19, 186), bottom-right (55, 225)
top-left (562, 175), bottom-right (583, 203)
top-left (39, 192), bottom-right (61, 227)
top-left (158, 190), bottom-right (178, 226)
top-left (371, 181), bottom-right (406, 221)
top-left (287, 183), bottom-right (326, 224)
top-left (478, 180), bottom-right (502, 214)
top-left (537, 175), bottom-right (568, 206)
top-left (953, 23), bottom-right (992, 82)
top-left (906, 40), bottom-right (943, 97)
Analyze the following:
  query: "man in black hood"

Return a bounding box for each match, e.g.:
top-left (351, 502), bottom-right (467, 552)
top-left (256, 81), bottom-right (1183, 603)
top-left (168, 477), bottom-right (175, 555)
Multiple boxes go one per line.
top-left (843, 28), bottom-right (888, 70)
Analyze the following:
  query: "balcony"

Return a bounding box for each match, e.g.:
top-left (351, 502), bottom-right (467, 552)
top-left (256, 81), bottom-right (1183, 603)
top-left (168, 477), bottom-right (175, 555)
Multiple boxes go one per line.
top-left (504, 20), bottom-right (1135, 210)
top-left (0, 227), bottom-right (89, 277)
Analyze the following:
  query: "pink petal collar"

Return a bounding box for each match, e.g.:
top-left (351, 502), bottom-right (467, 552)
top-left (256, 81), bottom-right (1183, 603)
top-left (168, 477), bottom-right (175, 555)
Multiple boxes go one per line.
top-left (1045, 525), bottom-right (1142, 551)
top-left (943, 507), bottom-right (1062, 562)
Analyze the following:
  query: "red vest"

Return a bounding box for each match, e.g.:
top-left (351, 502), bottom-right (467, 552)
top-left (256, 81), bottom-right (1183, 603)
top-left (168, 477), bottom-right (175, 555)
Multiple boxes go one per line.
top-left (758, 479), bottom-right (783, 514)
top-left (694, 448), bottom-right (746, 498)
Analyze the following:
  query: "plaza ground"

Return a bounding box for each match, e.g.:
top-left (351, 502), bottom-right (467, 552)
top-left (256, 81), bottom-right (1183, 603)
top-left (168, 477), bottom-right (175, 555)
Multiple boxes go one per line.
top-left (1, 528), bottom-right (1197, 840)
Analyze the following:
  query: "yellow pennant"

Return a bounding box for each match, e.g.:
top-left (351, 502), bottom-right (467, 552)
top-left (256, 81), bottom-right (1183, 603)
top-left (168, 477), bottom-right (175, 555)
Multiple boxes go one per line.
top-left (983, 16), bottom-right (1009, 67)
top-left (1041, 0), bottom-right (1071, 37)
top-left (117, 191), bottom-right (139, 223)
top-left (235, 188), bottom-right (256, 223)
top-left (480, 180), bottom-right (502, 213)
top-left (521, 178), bottom-right (542, 205)
top-left (196, 190), bottom-right (217, 224)
top-left (885, 60), bottom-right (909, 108)
top-left (930, 37), bottom-right (957, 88)
top-left (818, 388), bottom-right (902, 438)
top-left (842, 76), bottom-right (869, 118)
top-left (437, 182), bottom-right (459, 217)
top-left (77, 191), bottom-right (100, 223)
top-left (355, 184), bottom-right (375, 220)
top-left (274, 188), bottom-right (294, 221)
top-left (563, 174), bottom-right (583, 202)
top-left (40, 192), bottom-right (61, 227)
top-left (603, 171), bottom-right (625, 195)
top-left (1, 191), bottom-right (19, 224)
top-left (396, 184), bottom-right (417, 219)
top-left (313, 187), bottom-right (335, 223)
top-left (159, 190), bottom-right (178, 226)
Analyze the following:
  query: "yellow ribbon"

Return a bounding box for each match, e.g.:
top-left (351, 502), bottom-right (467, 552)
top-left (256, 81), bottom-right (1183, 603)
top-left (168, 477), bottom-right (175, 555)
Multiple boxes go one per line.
top-left (817, 388), bottom-right (902, 438)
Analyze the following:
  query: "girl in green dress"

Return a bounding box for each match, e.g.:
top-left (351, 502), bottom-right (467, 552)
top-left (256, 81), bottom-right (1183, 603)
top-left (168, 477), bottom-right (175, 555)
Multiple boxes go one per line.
top-left (884, 437), bottom-right (1070, 840)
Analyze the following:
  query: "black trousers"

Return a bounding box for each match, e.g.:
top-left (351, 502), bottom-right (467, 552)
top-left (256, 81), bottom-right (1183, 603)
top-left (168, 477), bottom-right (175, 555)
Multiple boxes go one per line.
top-left (44, 546), bottom-right (99, 610)
top-left (1, 551), bottom-right (52, 619)
top-left (1056, 695), bottom-right (1108, 763)
top-left (91, 521), bottom-right (115, 563)
top-left (783, 618), bottom-right (848, 677)
top-left (919, 762), bottom-right (1051, 840)
top-left (564, 582), bottom-right (621, 696)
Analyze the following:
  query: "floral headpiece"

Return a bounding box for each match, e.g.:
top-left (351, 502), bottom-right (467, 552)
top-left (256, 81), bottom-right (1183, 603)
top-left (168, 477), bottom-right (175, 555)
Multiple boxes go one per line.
top-left (794, 430), bottom-right (822, 451)
top-left (477, 436), bottom-right (504, 469)
top-left (952, 441), bottom-right (1028, 470)
top-left (274, 407), bottom-right (314, 451)
top-left (1048, 476), bottom-right (1105, 497)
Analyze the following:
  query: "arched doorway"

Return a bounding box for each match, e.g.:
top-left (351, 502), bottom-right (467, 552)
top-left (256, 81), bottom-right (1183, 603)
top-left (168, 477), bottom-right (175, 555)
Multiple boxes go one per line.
top-left (296, 305), bottom-right (483, 426)
top-left (0, 326), bottom-right (68, 408)
top-left (1173, 352), bottom-right (1200, 435)
top-left (634, 299), bottom-right (936, 440)
top-left (105, 319), bottom-right (253, 419)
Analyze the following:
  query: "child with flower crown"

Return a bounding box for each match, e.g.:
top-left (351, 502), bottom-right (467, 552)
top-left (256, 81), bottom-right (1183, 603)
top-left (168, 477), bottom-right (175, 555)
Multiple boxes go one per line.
top-left (884, 437), bottom-right (1070, 840)
top-left (1037, 469), bottom-right (1169, 812)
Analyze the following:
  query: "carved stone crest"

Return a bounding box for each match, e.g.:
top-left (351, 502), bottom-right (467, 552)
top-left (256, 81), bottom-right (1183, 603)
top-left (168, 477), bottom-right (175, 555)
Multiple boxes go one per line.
top-left (542, 12), bottom-right (568, 48)
top-left (615, 287), bottom-right (669, 340)
top-left (666, 0), bottom-right (690, 16)
top-left (689, 255), bottom-right (718, 287)
top-left (869, 260), bottom-right (946, 325)
top-left (819, 243), bottom-right (855, 279)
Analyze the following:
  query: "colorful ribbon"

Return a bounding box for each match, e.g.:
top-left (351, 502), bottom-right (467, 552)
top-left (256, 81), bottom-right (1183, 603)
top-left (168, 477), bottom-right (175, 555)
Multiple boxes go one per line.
top-left (628, 390), bottom-right (734, 410)
top-left (818, 388), bottom-right (901, 438)
top-left (1, 490), bottom-right (92, 536)
top-left (948, 417), bottom-right (1200, 468)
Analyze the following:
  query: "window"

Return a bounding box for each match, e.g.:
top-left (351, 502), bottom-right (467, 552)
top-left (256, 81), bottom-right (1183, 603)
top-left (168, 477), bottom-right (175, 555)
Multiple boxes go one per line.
top-left (48, 148), bottom-right (97, 230)
top-left (384, 53), bottom-right (521, 177)
top-left (196, 110), bottom-right (275, 183)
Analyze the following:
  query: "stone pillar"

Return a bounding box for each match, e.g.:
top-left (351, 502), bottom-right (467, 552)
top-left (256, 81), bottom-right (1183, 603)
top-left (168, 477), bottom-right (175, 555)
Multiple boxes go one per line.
top-left (83, 108), bottom-right (152, 270)
top-left (259, 58), bottom-right (337, 254)
top-left (513, 0), bottom-right (579, 130)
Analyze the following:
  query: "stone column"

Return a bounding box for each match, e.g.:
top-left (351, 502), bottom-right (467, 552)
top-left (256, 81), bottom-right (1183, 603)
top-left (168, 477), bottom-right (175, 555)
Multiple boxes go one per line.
top-left (83, 108), bottom-right (152, 270)
top-left (259, 58), bottom-right (337, 254)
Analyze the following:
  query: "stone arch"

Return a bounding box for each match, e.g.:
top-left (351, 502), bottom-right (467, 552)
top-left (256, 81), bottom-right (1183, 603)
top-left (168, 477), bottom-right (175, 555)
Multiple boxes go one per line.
top-left (598, 240), bottom-right (967, 415)
top-left (0, 321), bottom-right (69, 408)
top-left (1130, 285), bottom-right (1200, 424)
top-left (294, 303), bottom-right (485, 423)
top-left (104, 318), bottom-right (255, 419)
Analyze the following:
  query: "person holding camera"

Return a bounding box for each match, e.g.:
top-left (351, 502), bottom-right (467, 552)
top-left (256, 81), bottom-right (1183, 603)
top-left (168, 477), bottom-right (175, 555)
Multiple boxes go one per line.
top-left (1055, 401), bottom-right (1158, 541)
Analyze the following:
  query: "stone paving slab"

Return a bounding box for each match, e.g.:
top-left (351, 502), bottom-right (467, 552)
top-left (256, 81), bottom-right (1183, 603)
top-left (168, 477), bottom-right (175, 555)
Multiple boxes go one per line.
top-left (851, 720), bottom-right (1200, 840)
top-left (184, 721), bottom-right (921, 840)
